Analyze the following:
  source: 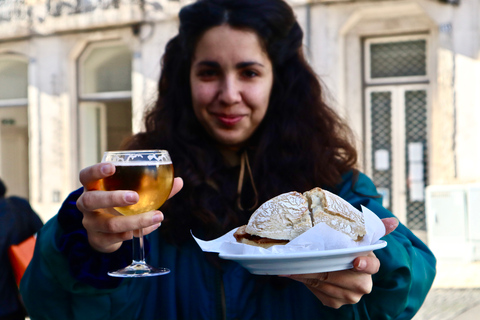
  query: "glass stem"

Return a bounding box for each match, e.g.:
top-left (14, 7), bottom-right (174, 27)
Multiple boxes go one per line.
top-left (132, 228), bottom-right (145, 264)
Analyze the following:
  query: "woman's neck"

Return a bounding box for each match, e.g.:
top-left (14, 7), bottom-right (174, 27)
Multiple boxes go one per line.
top-left (218, 145), bottom-right (242, 167)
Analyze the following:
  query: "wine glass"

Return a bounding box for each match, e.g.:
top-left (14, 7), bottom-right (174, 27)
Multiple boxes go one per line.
top-left (101, 150), bottom-right (174, 277)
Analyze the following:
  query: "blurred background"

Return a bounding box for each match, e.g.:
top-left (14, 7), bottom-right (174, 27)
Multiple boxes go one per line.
top-left (1, 0), bottom-right (479, 318)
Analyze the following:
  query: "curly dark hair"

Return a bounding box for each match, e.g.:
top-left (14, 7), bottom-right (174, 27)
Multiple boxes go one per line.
top-left (125, 0), bottom-right (358, 243)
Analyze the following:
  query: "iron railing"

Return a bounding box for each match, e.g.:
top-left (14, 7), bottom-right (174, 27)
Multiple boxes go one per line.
top-left (0, 0), bottom-right (181, 26)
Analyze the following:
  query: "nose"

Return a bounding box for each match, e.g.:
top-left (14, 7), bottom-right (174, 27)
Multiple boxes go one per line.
top-left (218, 76), bottom-right (241, 105)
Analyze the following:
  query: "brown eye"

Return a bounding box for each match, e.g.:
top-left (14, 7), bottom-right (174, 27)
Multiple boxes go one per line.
top-left (242, 70), bottom-right (259, 78)
top-left (197, 69), bottom-right (218, 79)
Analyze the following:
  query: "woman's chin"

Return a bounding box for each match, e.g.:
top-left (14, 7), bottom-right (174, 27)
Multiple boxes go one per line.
top-left (211, 131), bottom-right (250, 149)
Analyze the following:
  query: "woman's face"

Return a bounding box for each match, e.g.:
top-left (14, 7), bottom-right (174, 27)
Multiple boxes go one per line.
top-left (190, 25), bottom-right (274, 149)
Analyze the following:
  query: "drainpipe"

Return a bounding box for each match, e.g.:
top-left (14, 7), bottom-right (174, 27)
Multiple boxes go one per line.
top-left (439, 22), bottom-right (457, 178)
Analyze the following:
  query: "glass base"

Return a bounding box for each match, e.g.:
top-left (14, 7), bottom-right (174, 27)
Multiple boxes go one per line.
top-left (108, 261), bottom-right (170, 278)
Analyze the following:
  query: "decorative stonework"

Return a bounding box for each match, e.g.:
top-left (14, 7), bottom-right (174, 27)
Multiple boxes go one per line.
top-left (0, 0), bottom-right (182, 38)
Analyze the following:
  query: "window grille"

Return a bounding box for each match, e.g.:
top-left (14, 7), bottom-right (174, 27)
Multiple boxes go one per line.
top-left (370, 40), bottom-right (426, 79)
top-left (405, 90), bottom-right (428, 230)
top-left (370, 91), bottom-right (393, 210)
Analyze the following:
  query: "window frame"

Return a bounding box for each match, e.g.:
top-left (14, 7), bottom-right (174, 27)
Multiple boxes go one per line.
top-left (0, 54), bottom-right (29, 106)
top-left (364, 84), bottom-right (430, 225)
top-left (77, 40), bottom-right (133, 101)
top-left (364, 34), bottom-right (430, 85)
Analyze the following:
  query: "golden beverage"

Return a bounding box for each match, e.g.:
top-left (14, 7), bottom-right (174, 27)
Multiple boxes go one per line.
top-left (101, 163), bottom-right (174, 216)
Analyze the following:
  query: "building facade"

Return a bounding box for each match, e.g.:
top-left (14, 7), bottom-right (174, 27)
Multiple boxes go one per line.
top-left (0, 0), bottom-right (478, 253)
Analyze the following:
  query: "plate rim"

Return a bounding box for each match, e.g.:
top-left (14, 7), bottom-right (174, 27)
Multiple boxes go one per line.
top-left (219, 240), bottom-right (387, 261)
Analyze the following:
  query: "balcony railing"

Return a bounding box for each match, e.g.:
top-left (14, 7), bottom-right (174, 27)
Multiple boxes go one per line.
top-left (0, 0), bottom-right (184, 38)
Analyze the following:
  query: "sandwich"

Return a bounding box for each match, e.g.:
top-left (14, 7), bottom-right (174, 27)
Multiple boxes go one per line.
top-left (234, 191), bottom-right (312, 248)
top-left (233, 188), bottom-right (366, 248)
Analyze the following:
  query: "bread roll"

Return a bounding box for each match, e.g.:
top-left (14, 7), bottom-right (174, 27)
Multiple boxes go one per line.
top-left (245, 191), bottom-right (312, 241)
top-left (234, 187), bottom-right (366, 248)
top-left (303, 187), bottom-right (366, 241)
top-left (233, 225), bottom-right (289, 248)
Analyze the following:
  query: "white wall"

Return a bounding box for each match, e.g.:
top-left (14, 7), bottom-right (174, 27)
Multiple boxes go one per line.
top-left (1, 0), bottom-right (480, 221)
top-left (0, 19), bottom-right (178, 222)
top-left (303, 0), bottom-right (480, 185)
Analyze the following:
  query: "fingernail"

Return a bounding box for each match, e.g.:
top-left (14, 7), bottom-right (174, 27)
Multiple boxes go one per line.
top-left (152, 213), bottom-right (163, 223)
top-left (392, 218), bottom-right (400, 229)
top-left (124, 192), bottom-right (137, 204)
top-left (356, 260), bottom-right (366, 270)
top-left (101, 164), bottom-right (114, 175)
top-left (150, 222), bottom-right (162, 231)
top-left (387, 224), bottom-right (395, 234)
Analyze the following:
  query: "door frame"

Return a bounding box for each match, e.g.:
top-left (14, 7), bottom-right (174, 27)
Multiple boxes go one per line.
top-left (0, 122), bottom-right (29, 198)
top-left (364, 84), bottom-right (429, 224)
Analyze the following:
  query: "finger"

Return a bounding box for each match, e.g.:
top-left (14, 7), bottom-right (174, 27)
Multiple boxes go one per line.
top-left (286, 270), bottom-right (369, 291)
top-left (286, 272), bottom-right (370, 308)
top-left (142, 221), bottom-right (163, 236)
top-left (77, 190), bottom-right (139, 212)
top-left (382, 217), bottom-right (399, 236)
top-left (307, 283), bottom-right (365, 308)
top-left (79, 163), bottom-right (116, 190)
top-left (353, 252), bottom-right (380, 274)
top-left (79, 176), bottom-right (182, 213)
top-left (169, 177), bottom-right (183, 199)
top-left (306, 289), bottom-right (351, 309)
top-left (83, 210), bottom-right (164, 253)
top-left (84, 210), bottom-right (164, 234)
top-left (284, 272), bottom-right (329, 283)
top-left (87, 229), bottom-right (134, 253)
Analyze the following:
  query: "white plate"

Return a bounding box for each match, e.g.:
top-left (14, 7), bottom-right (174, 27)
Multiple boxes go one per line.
top-left (219, 240), bottom-right (387, 275)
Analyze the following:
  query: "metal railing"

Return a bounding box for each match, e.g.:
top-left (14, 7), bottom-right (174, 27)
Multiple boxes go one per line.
top-left (0, 0), bottom-right (181, 24)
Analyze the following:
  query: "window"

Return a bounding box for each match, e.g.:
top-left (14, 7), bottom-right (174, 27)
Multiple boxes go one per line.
top-left (81, 44), bottom-right (132, 96)
top-left (0, 54), bottom-right (30, 198)
top-left (78, 42), bottom-right (133, 168)
top-left (364, 35), bottom-right (430, 231)
top-left (0, 55), bottom-right (28, 105)
top-left (365, 35), bottom-right (428, 84)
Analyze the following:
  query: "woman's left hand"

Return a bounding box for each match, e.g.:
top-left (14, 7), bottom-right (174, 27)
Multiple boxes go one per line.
top-left (280, 217), bottom-right (399, 309)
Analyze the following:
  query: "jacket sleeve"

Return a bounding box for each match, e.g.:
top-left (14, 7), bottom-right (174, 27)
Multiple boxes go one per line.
top-left (337, 170), bottom-right (436, 319)
top-left (19, 189), bottom-right (144, 319)
top-left (54, 188), bottom-right (134, 289)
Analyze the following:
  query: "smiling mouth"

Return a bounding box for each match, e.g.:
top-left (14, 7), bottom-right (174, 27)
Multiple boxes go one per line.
top-left (214, 114), bottom-right (244, 126)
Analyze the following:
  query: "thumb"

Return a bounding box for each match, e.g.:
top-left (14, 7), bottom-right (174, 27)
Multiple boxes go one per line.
top-left (382, 217), bottom-right (399, 236)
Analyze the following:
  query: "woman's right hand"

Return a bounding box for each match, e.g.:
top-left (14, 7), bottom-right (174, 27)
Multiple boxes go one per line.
top-left (76, 162), bottom-right (183, 253)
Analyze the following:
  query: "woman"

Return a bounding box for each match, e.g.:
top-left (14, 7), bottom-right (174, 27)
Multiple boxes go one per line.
top-left (20, 0), bottom-right (436, 319)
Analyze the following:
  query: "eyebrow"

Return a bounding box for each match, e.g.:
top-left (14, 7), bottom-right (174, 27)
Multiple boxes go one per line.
top-left (194, 60), bottom-right (265, 69)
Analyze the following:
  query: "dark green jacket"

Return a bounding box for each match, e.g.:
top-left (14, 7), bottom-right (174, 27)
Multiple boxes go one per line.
top-left (20, 171), bottom-right (436, 319)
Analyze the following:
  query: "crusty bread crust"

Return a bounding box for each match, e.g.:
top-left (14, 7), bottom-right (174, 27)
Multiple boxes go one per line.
top-left (303, 187), bottom-right (366, 241)
top-left (235, 188), bottom-right (366, 247)
top-left (245, 191), bottom-right (312, 241)
top-left (234, 225), bottom-right (289, 248)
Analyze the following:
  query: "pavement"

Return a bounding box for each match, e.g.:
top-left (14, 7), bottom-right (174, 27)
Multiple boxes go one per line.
top-left (413, 259), bottom-right (480, 320)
